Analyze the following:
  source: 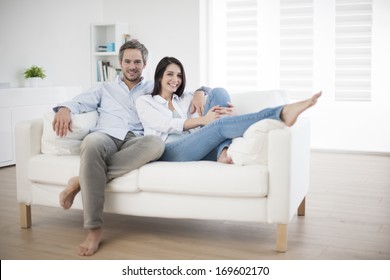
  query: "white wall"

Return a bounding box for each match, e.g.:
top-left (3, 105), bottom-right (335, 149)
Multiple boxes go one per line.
top-left (0, 0), bottom-right (102, 90)
top-left (308, 0), bottom-right (390, 153)
top-left (0, 0), bottom-right (201, 91)
top-left (0, 0), bottom-right (388, 152)
top-left (101, 0), bottom-right (202, 91)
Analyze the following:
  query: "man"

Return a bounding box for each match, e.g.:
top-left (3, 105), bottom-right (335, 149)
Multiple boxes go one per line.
top-left (52, 40), bottom-right (165, 256)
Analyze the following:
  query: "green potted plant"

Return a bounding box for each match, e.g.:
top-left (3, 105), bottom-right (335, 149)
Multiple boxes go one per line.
top-left (24, 65), bottom-right (46, 87)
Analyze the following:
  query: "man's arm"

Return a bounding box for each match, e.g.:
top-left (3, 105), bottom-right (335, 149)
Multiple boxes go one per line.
top-left (51, 86), bottom-right (102, 137)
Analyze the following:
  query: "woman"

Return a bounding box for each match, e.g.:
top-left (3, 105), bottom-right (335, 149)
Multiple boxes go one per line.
top-left (136, 56), bottom-right (321, 163)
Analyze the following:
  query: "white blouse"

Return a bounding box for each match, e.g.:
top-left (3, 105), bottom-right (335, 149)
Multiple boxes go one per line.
top-left (136, 92), bottom-right (199, 142)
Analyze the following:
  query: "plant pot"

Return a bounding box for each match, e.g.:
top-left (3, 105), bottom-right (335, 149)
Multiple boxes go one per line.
top-left (26, 77), bottom-right (43, 87)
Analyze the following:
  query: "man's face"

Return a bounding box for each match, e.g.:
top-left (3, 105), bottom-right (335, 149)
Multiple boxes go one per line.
top-left (120, 48), bottom-right (145, 83)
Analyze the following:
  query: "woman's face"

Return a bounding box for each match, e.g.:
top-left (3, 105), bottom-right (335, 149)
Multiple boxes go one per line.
top-left (160, 63), bottom-right (182, 95)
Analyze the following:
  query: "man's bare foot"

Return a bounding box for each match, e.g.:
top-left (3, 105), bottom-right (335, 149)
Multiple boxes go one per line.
top-left (78, 228), bottom-right (102, 256)
top-left (59, 176), bottom-right (80, 209)
top-left (218, 148), bottom-right (233, 164)
top-left (281, 91), bottom-right (322, 127)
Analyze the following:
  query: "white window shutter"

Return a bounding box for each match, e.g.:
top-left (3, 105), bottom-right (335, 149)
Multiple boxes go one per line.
top-left (335, 0), bottom-right (372, 101)
top-left (280, 0), bottom-right (314, 99)
top-left (208, 0), bottom-right (373, 101)
top-left (225, 0), bottom-right (258, 92)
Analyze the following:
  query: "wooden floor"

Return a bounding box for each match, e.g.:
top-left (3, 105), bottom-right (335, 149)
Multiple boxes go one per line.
top-left (0, 152), bottom-right (389, 260)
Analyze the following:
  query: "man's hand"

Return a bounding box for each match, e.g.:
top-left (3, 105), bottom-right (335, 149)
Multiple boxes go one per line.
top-left (190, 90), bottom-right (206, 115)
top-left (52, 107), bottom-right (72, 137)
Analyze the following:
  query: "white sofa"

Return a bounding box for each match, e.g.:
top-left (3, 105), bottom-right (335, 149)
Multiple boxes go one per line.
top-left (15, 90), bottom-right (310, 252)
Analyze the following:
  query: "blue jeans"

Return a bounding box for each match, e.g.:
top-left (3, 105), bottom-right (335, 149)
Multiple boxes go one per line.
top-left (159, 87), bottom-right (284, 162)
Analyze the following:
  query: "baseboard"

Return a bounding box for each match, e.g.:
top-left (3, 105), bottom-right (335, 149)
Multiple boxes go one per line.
top-left (311, 148), bottom-right (390, 156)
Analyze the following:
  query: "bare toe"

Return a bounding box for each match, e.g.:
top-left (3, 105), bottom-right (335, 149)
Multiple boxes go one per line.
top-left (59, 176), bottom-right (80, 210)
top-left (78, 228), bottom-right (102, 256)
top-left (282, 91), bottom-right (322, 127)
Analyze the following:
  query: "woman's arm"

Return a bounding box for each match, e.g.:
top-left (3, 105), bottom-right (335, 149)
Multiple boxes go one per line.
top-left (189, 86), bottom-right (212, 115)
top-left (183, 105), bottom-right (223, 130)
top-left (136, 96), bottom-right (186, 134)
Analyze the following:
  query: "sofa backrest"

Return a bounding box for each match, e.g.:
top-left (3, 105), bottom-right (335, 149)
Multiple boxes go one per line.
top-left (230, 90), bottom-right (288, 115)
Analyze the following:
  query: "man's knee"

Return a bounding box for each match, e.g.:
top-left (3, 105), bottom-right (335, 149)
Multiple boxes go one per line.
top-left (143, 135), bottom-right (165, 159)
top-left (80, 133), bottom-right (114, 157)
top-left (81, 133), bottom-right (102, 151)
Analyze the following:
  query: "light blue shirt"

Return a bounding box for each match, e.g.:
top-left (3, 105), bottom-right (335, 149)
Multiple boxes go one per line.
top-left (55, 77), bottom-right (153, 140)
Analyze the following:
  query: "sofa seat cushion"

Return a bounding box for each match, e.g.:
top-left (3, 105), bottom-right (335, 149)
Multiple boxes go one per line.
top-left (28, 154), bottom-right (139, 193)
top-left (138, 161), bottom-right (269, 198)
top-left (28, 157), bottom-right (269, 198)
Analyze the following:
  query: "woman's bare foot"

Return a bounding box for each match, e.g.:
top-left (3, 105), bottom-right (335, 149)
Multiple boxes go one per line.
top-left (78, 228), bottom-right (102, 256)
top-left (59, 176), bottom-right (80, 210)
top-left (281, 91), bottom-right (322, 127)
top-left (218, 148), bottom-right (233, 164)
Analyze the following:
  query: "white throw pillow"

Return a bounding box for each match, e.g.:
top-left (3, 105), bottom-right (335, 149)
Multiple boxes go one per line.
top-left (227, 119), bottom-right (285, 166)
top-left (41, 111), bottom-right (98, 155)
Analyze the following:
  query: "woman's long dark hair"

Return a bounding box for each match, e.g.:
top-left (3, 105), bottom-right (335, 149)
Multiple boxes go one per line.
top-left (151, 57), bottom-right (186, 97)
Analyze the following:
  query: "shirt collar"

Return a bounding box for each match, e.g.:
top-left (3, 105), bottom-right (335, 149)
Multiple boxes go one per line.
top-left (172, 93), bottom-right (180, 101)
top-left (117, 74), bottom-right (145, 87)
top-left (153, 93), bottom-right (179, 104)
top-left (153, 95), bottom-right (167, 104)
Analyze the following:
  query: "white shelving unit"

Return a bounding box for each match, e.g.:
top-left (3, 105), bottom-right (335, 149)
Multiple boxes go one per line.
top-left (0, 86), bottom-right (81, 167)
top-left (90, 22), bottom-right (129, 85)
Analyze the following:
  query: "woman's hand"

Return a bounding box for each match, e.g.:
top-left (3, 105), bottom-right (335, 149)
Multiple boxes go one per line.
top-left (190, 90), bottom-right (206, 115)
top-left (215, 102), bottom-right (236, 116)
top-left (184, 103), bottom-right (236, 130)
top-left (202, 105), bottom-right (223, 125)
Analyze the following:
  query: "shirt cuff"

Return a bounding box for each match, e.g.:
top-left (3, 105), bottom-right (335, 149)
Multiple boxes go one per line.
top-left (170, 118), bottom-right (186, 133)
top-left (53, 101), bottom-right (78, 113)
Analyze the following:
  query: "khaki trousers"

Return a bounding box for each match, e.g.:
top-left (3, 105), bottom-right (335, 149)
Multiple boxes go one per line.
top-left (79, 131), bottom-right (164, 229)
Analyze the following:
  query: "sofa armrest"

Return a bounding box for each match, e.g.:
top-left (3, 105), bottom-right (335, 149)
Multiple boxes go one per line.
top-left (15, 119), bottom-right (43, 204)
top-left (267, 117), bottom-right (311, 223)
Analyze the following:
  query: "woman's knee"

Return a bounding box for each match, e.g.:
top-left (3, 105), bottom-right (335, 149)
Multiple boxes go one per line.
top-left (208, 87), bottom-right (231, 108)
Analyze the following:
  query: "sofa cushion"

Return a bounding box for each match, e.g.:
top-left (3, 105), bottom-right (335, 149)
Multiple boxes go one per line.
top-left (29, 154), bottom-right (80, 185)
top-left (41, 111), bottom-right (98, 155)
top-left (227, 119), bottom-right (285, 166)
top-left (28, 154), bottom-right (139, 193)
top-left (231, 90), bottom-right (287, 115)
top-left (138, 161), bottom-right (269, 198)
top-left (27, 157), bottom-right (269, 198)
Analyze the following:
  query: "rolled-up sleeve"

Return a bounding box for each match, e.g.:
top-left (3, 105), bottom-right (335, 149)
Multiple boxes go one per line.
top-left (54, 87), bottom-right (101, 114)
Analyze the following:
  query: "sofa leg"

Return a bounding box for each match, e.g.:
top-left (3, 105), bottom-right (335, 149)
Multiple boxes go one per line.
top-left (298, 197), bottom-right (306, 216)
top-left (19, 203), bottom-right (32, 229)
top-left (276, 224), bottom-right (287, 252)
